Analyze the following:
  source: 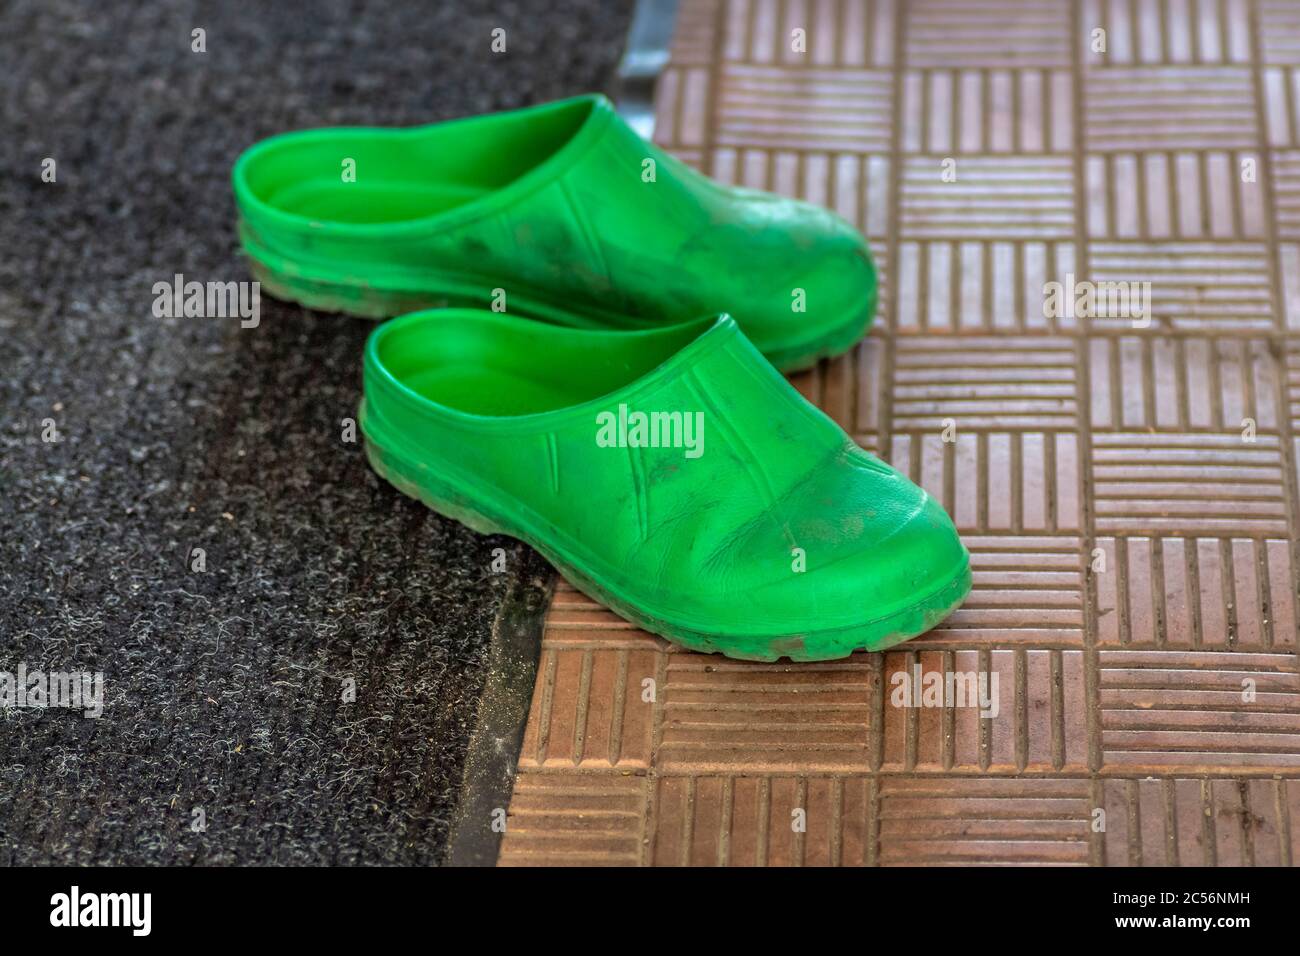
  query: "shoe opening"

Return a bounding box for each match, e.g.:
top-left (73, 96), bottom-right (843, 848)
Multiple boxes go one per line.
top-left (238, 98), bottom-right (596, 225)
top-left (374, 312), bottom-right (721, 417)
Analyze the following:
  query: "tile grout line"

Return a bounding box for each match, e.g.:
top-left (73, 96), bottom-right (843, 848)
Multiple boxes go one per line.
top-left (866, 0), bottom-right (908, 866)
top-left (639, 647), bottom-right (671, 865)
top-left (1069, 0), bottom-right (1108, 867)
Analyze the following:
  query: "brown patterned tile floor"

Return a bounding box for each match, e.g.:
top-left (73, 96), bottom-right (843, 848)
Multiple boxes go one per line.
top-left (498, 0), bottom-right (1300, 866)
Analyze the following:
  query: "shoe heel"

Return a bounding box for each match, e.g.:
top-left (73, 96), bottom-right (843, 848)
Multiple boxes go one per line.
top-left (364, 439), bottom-right (509, 538)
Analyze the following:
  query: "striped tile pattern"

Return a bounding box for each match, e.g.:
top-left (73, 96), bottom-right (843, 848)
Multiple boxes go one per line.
top-left (922, 536), bottom-right (1086, 642)
top-left (1101, 777), bottom-right (1300, 865)
top-left (1260, 0), bottom-right (1300, 65)
top-left (669, 0), bottom-right (722, 64)
top-left (894, 240), bottom-right (1079, 331)
top-left (498, 773), bottom-right (648, 865)
top-left (1281, 242), bottom-right (1300, 328)
top-left (878, 648), bottom-right (1089, 771)
top-left (893, 429), bottom-right (1084, 532)
top-left (657, 657), bottom-right (873, 772)
top-left (878, 778), bottom-right (1093, 864)
top-left (904, 0), bottom-right (1070, 67)
top-left (1091, 433), bottom-right (1290, 534)
top-left (517, 642), bottom-right (660, 769)
top-left (1081, 0), bottom-right (1253, 67)
top-left (1098, 650), bottom-right (1300, 768)
top-left (1263, 67), bottom-right (1300, 146)
top-left (1272, 151), bottom-right (1300, 237)
top-left (709, 147), bottom-right (893, 237)
top-left (1086, 241), bottom-right (1275, 331)
top-left (1089, 335), bottom-right (1281, 431)
top-left (721, 0), bottom-right (898, 67)
top-left (900, 69), bottom-right (1074, 154)
top-left (716, 64), bottom-right (893, 152)
top-left (498, 0), bottom-right (1300, 867)
top-left (1083, 68), bottom-right (1258, 150)
top-left (900, 157), bottom-right (1075, 238)
top-left (788, 333), bottom-right (889, 447)
top-left (1085, 151), bottom-right (1266, 239)
top-left (652, 774), bottom-right (875, 865)
top-left (890, 337), bottom-right (1080, 430)
top-left (652, 67), bottom-right (713, 149)
top-left (1286, 339), bottom-right (1300, 427)
top-left (1093, 535), bottom-right (1297, 647)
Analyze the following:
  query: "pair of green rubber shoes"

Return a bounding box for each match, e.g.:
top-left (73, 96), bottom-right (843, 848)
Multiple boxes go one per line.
top-left (232, 94), bottom-right (970, 662)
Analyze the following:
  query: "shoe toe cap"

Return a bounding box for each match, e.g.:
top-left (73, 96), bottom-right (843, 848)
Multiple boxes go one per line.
top-left (729, 200), bottom-right (878, 360)
top-left (694, 448), bottom-right (968, 634)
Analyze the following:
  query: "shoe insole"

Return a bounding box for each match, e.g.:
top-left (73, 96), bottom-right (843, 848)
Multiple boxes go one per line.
top-left (269, 178), bottom-right (490, 224)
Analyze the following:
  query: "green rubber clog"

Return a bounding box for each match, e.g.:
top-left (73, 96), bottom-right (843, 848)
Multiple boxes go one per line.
top-left (233, 95), bottom-right (877, 372)
top-left (360, 309), bottom-right (969, 662)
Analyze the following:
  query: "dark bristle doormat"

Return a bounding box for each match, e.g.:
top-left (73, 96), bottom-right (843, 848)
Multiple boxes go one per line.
top-left (0, 0), bottom-right (631, 866)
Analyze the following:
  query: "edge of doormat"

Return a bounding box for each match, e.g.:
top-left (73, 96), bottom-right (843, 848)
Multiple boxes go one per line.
top-left (445, 545), bottom-right (555, 866)
top-left (445, 0), bottom-right (681, 868)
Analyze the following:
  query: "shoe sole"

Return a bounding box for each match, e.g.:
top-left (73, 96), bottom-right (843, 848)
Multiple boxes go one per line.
top-left (363, 429), bottom-right (971, 663)
top-left (248, 254), bottom-right (871, 375)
